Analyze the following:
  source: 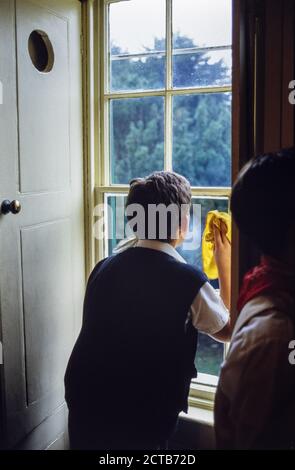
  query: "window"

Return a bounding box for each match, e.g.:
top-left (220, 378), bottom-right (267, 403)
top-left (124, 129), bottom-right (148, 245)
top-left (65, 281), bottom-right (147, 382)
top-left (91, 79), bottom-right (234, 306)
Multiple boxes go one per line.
top-left (95, 0), bottom-right (232, 394)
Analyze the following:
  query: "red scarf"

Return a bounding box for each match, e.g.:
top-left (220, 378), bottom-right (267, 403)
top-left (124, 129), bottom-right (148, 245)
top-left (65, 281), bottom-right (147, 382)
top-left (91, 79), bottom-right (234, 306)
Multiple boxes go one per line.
top-left (237, 256), bottom-right (295, 313)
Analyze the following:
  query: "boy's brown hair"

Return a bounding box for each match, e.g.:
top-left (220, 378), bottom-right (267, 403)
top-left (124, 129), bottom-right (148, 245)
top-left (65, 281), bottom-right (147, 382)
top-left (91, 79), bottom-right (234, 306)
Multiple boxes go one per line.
top-left (126, 171), bottom-right (191, 242)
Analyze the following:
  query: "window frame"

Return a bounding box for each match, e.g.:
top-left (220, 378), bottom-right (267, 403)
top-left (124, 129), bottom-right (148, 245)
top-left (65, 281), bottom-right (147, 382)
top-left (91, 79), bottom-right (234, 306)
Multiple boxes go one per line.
top-left (99, 0), bottom-right (232, 191)
top-left (84, 0), bottom-right (234, 411)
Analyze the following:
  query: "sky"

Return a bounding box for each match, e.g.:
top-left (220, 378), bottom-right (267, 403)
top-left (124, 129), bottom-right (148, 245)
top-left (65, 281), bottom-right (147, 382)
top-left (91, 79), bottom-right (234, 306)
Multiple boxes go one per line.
top-left (109, 0), bottom-right (232, 53)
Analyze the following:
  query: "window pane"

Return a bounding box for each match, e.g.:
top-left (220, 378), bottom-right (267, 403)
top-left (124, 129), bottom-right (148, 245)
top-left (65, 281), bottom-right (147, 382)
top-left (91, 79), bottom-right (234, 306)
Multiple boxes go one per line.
top-left (195, 333), bottom-right (224, 377)
top-left (110, 97), bottom-right (164, 184)
top-left (173, 0), bottom-right (232, 49)
top-left (109, 0), bottom-right (166, 92)
top-left (106, 195), bottom-right (127, 256)
top-left (173, 49), bottom-right (232, 89)
top-left (172, 93), bottom-right (232, 187)
top-left (172, 0), bottom-right (232, 88)
top-left (178, 197), bottom-right (229, 377)
top-left (177, 197), bottom-right (228, 275)
top-left (111, 56), bottom-right (166, 92)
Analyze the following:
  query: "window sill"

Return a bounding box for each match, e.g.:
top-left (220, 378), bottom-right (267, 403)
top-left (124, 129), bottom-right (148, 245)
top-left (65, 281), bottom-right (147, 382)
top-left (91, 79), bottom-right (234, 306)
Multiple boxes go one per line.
top-left (180, 406), bottom-right (214, 427)
top-left (188, 376), bottom-right (216, 411)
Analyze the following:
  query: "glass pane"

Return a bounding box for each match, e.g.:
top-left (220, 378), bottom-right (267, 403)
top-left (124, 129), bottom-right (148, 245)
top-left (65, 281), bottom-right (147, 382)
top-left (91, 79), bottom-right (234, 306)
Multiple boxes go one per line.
top-left (195, 332), bottom-right (224, 376)
top-left (173, 49), bottom-right (232, 89)
top-left (173, 0), bottom-right (232, 88)
top-left (178, 197), bottom-right (228, 378)
top-left (177, 197), bottom-right (228, 273)
top-left (172, 93), bottom-right (232, 187)
top-left (173, 0), bottom-right (232, 49)
top-left (107, 196), bottom-right (228, 262)
top-left (111, 56), bottom-right (165, 93)
top-left (109, 0), bottom-right (166, 92)
top-left (106, 195), bottom-right (127, 256)
top-left (110, 97), bottom-right (164, 184)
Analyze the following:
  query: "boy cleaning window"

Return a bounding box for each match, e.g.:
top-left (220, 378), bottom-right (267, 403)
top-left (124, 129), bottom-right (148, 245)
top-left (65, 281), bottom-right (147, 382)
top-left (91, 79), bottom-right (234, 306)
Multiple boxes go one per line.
top-left (65, 171), bottom-right (233, 450)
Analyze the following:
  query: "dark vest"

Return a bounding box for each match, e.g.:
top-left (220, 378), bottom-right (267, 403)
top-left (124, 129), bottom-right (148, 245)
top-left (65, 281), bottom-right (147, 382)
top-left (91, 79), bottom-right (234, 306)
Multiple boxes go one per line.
top-left (65, 247), bottom-right (206, 441)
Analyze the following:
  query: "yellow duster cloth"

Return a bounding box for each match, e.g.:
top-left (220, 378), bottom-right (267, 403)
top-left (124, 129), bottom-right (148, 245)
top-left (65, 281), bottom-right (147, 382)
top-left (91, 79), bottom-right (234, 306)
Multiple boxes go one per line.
top-left (202, 210), bottom-right (231, 280)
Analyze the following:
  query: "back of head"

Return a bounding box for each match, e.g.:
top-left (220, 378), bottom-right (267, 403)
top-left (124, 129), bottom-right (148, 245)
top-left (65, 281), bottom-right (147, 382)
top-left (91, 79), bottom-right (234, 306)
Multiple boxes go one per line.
top-left (230, 147), bottom-right (295, 258)
top-left (126, 171), bottom-right (191, 242)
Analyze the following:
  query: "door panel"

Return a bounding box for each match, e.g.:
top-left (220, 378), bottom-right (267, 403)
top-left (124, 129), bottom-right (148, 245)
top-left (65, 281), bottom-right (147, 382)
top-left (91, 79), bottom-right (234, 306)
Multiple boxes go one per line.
top-left (17, 0), bottom-right (70, 193)
top-left (21, 219), bottom-right (73, 405)
top-left (0, 0), bottom-right (85, 449)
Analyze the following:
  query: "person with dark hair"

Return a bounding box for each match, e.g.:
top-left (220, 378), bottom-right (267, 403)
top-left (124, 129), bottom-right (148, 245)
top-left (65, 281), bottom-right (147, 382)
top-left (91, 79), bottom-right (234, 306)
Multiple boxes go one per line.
top-left (215, 147), bottom-right (295, 449)
top-left (65, 171), bottom-right (233, 450)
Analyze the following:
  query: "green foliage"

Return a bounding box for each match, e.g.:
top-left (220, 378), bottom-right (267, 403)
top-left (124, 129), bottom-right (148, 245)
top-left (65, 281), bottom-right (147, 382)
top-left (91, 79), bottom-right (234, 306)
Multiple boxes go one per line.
top-left (173, 93), bottom-right (231, 186)
top-left (111, 97), bottom-right (164, 183)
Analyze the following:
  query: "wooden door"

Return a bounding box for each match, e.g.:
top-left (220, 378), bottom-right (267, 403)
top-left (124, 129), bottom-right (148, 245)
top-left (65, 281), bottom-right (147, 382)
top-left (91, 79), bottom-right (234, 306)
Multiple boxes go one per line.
top-left (0, 0), bottom-right (85, 449)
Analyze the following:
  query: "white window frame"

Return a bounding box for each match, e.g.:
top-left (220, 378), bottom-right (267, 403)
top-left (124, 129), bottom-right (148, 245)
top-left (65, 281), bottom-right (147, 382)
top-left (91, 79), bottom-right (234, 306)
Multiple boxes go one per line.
top-left (83, 0), bottom-right (233, 410)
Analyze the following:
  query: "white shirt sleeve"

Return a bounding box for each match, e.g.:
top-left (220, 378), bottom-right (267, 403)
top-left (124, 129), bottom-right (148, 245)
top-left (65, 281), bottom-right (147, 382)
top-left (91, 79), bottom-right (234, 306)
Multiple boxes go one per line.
top-left (190, 282), bottom-right (229, 335)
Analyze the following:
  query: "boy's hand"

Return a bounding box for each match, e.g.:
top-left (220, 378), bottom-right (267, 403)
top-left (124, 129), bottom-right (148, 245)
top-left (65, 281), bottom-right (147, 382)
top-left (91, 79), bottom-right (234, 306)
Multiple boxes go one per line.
top-left (213, 222), bottom-right (231, 310)
top-left (213, 222), bottom-right (231, 277)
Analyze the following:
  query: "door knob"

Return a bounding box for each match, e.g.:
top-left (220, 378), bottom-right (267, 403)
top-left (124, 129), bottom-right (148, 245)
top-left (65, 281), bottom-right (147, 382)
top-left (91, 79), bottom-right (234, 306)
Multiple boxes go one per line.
top-left (1, 200), bottom-right (22, 215)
